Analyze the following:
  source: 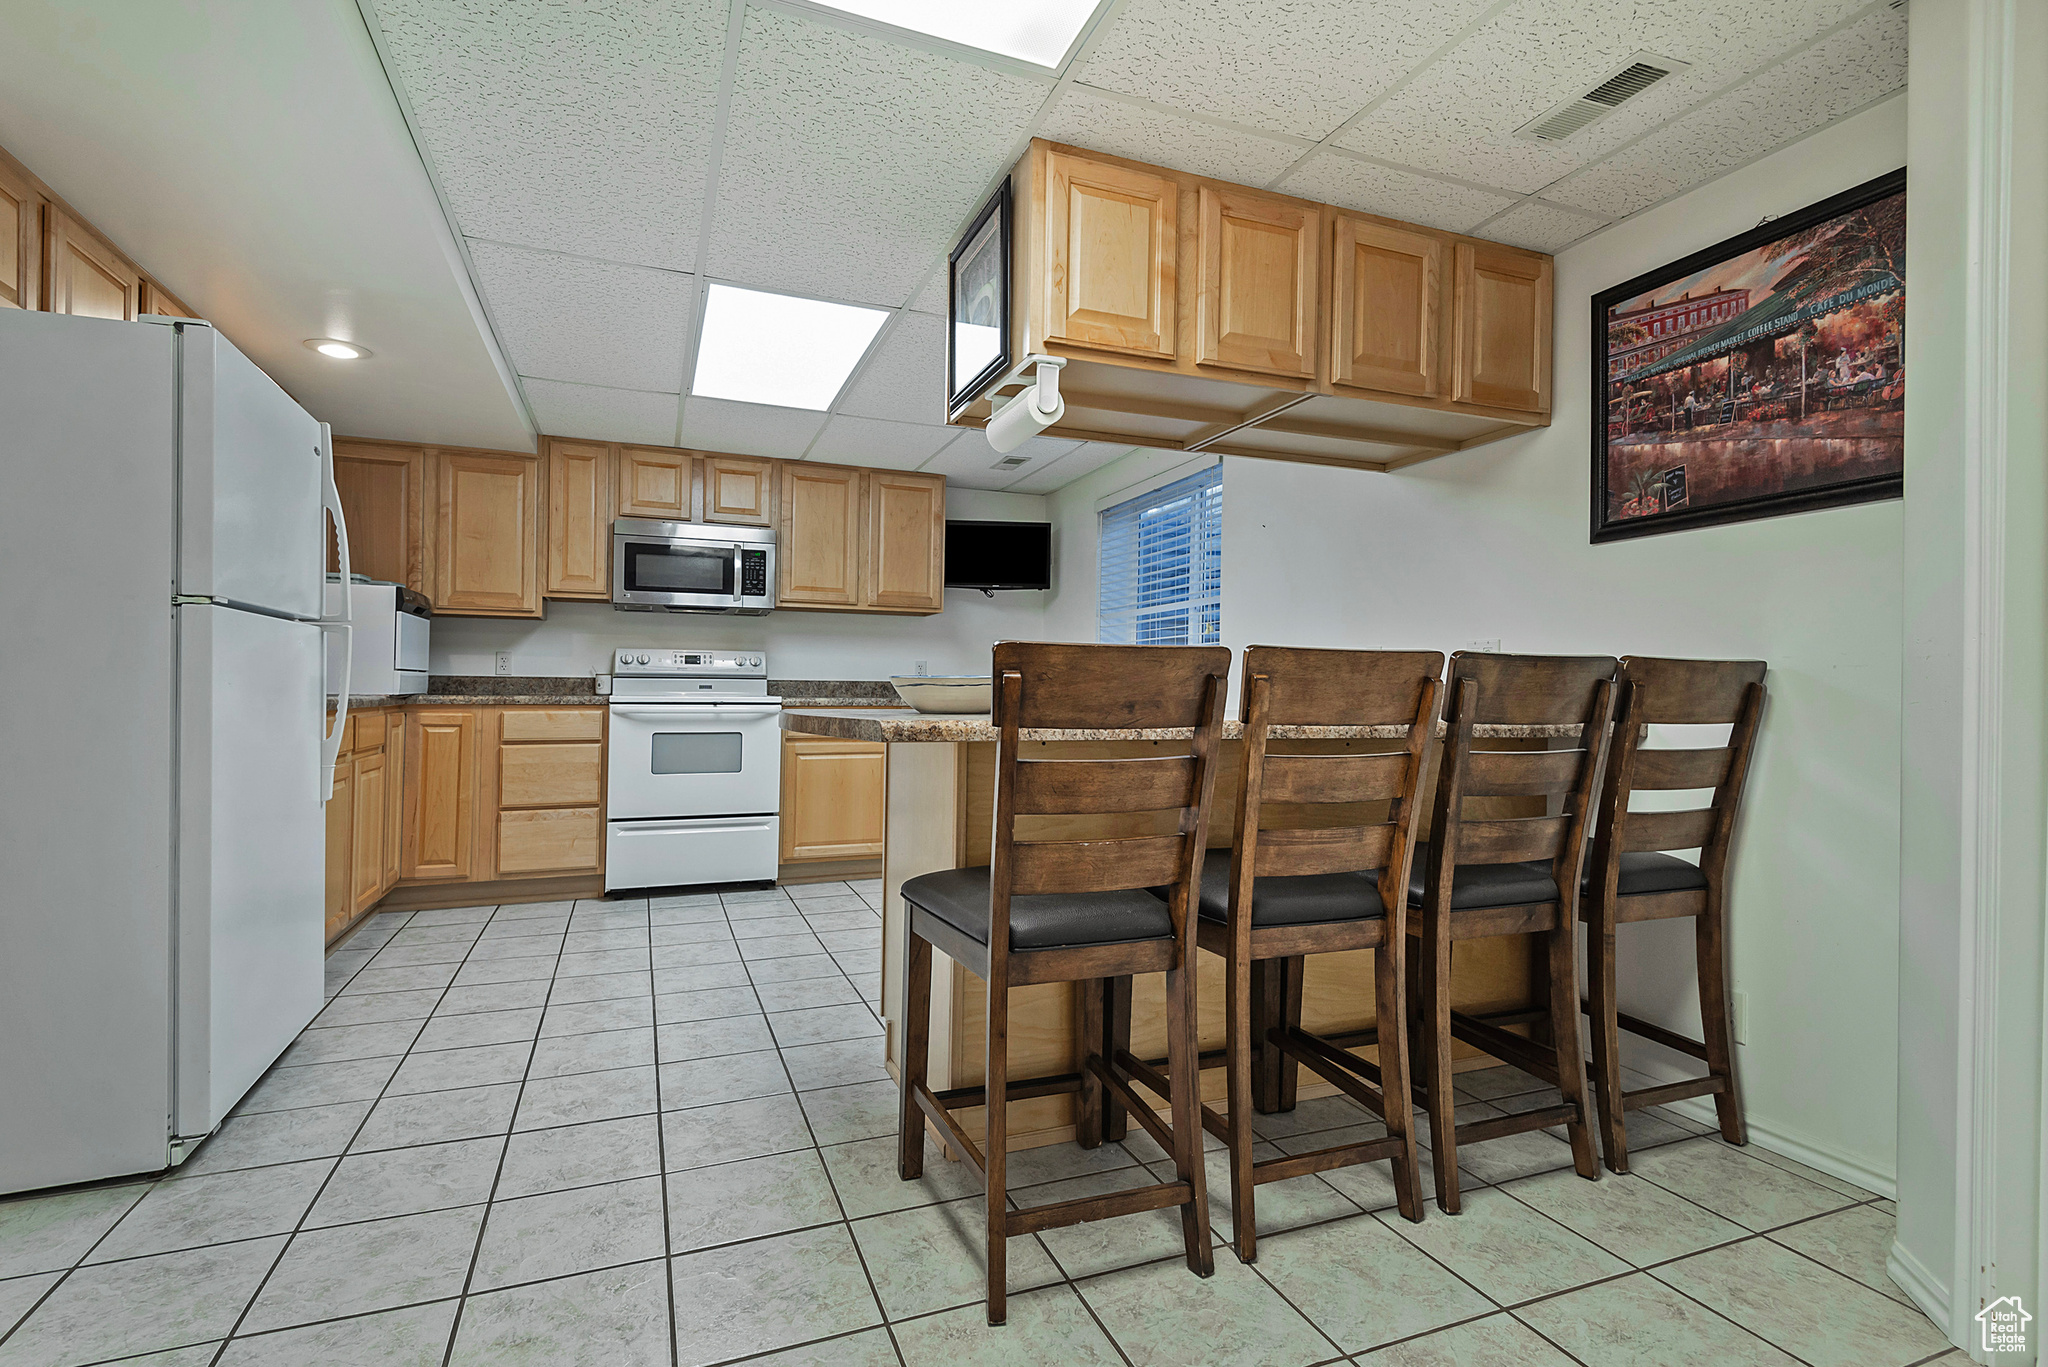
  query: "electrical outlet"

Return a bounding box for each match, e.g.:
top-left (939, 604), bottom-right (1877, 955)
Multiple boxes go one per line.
top-left (1465, 639), bottom-right (1503, 654)
top-left (914, 660), bottom-right (928, 677)
top-left (1732, 991), bottom-right (1749, 1044)
top-left (495, 651), bottom-right (512, 676)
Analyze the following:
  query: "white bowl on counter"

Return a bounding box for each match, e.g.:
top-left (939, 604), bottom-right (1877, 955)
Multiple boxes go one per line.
top-left (889, 676), bottom-right (993, 714)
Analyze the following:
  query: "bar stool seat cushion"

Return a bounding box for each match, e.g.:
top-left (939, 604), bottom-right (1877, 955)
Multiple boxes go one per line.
top-left (1191, 861), bottom-right (1385, 927)
top-left (1585, 851), bottom-right (1709, 897)
top-left (903, 866), bottom-right (1173, 950)
top-left (1405, 841), bottom-right (1559, 909)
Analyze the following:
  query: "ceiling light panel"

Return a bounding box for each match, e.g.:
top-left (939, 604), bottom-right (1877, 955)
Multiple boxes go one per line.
top-left (1076, 0), bottom-right (1495, 141)
top-left (372, 0), bottom-right (726, 269)
top-left (693, 283), bottom-right (888, 411)
top-left (707, 6), bottom-right (1049, 305)
top-left (1038, 87), bottom-right (1309, 187)
top-left (521, 379), bottom-right (681, 446)
top-left (469, 240), bottom-right (693, 393)
top-left (814, 0), bottom-right (1100, 68)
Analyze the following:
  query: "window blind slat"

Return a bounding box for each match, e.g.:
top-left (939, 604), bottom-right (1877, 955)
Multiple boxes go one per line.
top-left (1098, 465), bottom-right (1221, 645)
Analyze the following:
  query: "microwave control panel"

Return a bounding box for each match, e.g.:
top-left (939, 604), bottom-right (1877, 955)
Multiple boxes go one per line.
top-left (611, 650), bottom-right (767, 677)
top-left (739, 547), bottom-right (769, 598)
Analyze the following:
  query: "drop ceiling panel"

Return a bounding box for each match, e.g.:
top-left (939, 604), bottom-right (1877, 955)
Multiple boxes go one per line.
top-left (1276, 153), bottom-right (1517, 234)
top-left (1475, 199), bottom-right (1609, 254)
top-left (906, 271), bottom-right (949, 316)
top-left (524, 379), bottom-right (680, 446)
top-left (469, 240), bottom-right (692, 393)
top-left (806, 415), bottom-right (959, 470)
top-left (1076, 0), bottom-right (1497, 141)
top-left (1005, 441), bottom-right (1141, 494)
top-left (677, 394), bottom-right (828, 459)
top-left (921, 432), bottom-right (1081, 490)
top-left (1039, 86), bottom-right (1309, 187)
top-left (835, 311), bottom-right (948, 425)
top-left (1545, 6), bottom-right (1906, 221)
top-left (372, 0), bottom-right (727, 270)
top-left (706, 6), bottom-right (1051, 306)
top-left (1333, 0), bottom-right (1874, 195)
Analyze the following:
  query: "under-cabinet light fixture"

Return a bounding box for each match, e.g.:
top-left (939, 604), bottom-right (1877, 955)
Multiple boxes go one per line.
top-left (814, 0), bottom-right (1100, 68)
top-left (691, 284), bottom-right (889, 411)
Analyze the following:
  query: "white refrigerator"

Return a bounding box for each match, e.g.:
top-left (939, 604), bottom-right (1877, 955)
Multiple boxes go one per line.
top-left (0, 310), bottom-right (349, 1194)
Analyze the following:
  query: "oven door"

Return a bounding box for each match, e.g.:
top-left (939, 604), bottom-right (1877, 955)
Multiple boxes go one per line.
top-left (612, 533), bottom-right (738, 610)
top-left (606, 702), bottom-right (781, 820)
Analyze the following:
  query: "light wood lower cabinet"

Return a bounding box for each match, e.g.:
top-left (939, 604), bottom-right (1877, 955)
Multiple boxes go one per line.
top-left (350, 749), bottom-right (388, 913)
top-left (324, 761), bottom-right (355, 941)
top-left (487, 708), bottom-right (605, 877)
top-left (780, 733), bottom-right (886, 862)
top-left (324, 708), bottom-right (407, 942)
top-left (403, 708), bottom-right (478, 881)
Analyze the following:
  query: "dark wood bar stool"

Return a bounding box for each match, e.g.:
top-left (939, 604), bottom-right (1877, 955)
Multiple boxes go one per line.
top-left (1581, 655), bottom-right (1767, 1172)
top-left (1195, 647), bottom-right (1440, 1263)
top-left (896, 641), bottom-right (1229, 1324)
top-left (1410, 651), bottom-right (1616, 1213)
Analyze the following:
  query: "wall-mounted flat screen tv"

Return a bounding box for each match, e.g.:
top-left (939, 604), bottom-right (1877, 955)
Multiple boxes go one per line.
top-left (944, 520), bottom-right (1051, 591)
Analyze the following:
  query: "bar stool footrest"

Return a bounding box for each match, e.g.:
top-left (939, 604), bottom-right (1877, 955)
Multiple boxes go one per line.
top-left (1255, 1135), bottom-right (1406, 1184)
top-left (1447, 1009), bottom-right (1562, 1086)
top-left (1006, 1179), bottom-right (1193, 1235)
top-left (1622, 1075), bottom-right (1726, 1110)
top-left (912, 1083), bottom-right (988, 1183)
top-left (1455, 1103), bottom-right (1578, 1145)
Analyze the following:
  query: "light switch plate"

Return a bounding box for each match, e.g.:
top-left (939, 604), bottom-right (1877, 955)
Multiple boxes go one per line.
top-left (1465, 639), bottom-right (1503, 654)
top-left (1732, 991), bottom-right (1750, 1044)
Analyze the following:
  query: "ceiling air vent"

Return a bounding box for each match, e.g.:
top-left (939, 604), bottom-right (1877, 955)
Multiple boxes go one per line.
top-left (991, 455), bottom-right (1031, 470)
top-left (1515, 52), bottom-right (1690, 143)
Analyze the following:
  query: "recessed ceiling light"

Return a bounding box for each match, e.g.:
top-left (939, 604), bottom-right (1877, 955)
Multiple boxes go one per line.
top-left (692, 284), bottom-right (889, 411)
top-left (305, 338), bottom-right (371, 360)
top-left (816, 0), bottom-right (1099, 68)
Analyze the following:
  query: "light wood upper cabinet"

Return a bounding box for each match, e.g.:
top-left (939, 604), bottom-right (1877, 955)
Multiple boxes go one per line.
top-left (1453, 242), bottom-right (1552, 414)
top-left (45, 209), bottom-right (139, 321)
top-left (139, 281), bottom-right (198, 320)
top-left (0, 156), bottom-right (42, 312)
top-left (617, 446), bottom-right (691, 520)
top-left (333, 440), bottom-right (429, 594)
top-left (544, 438), bottom-right (612, 600)
top-left (404, 708), bottom-right (478, 881)
top-left (781, 735), bottom-right (886, 862)
top-left (779, 463), bottom-right (862, 607)
top-left (1331, 216), bottom-right (1445, 398)
top-left (702, 454), bottom-right (775, 526)
top-left (1043, 150), bottom-right (1178, 360)
top-left (434, 449), bottom-right (542, 616)
top-left (1197, 187), bottom-right (1318, 379)
top-left (863, 471), bottom-right (945, 612)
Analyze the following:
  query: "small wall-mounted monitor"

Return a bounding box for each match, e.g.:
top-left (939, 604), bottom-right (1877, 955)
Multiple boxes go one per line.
top-left (944, 520), bottom-right (1051, 591)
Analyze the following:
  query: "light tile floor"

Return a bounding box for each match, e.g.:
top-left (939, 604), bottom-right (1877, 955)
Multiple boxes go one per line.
top-left (0, 880), bottom-right (1958, 1366)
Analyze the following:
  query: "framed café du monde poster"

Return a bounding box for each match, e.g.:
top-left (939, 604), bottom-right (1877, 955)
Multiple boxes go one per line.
top-left (1591, 168), bottom-right (1905, 543)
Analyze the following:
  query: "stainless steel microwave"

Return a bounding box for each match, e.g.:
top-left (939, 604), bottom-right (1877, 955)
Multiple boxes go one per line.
top-left (611, 518), bottom-right (776, 614)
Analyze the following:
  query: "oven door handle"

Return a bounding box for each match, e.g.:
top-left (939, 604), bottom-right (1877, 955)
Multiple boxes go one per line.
top-left (610, 705), bottom-right (784, 720)
top-left (612, 818), bottom-right (777, 835)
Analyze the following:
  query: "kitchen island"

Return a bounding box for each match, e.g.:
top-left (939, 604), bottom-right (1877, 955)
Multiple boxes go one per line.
top-left (781, 706), bottom-right (1570, 1154)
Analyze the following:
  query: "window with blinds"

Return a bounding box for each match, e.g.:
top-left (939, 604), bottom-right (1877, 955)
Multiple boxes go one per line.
top-left (1097, 464), bottom-right (1221, 645)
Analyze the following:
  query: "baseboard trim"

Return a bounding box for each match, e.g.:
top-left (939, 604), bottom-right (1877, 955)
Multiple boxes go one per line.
top-left (778, 857), bottom-right (882, 885)
top-left (1660, 1093), bottom-right (1898, 1200)
top-left (373, 873), bottom-right (604, 912)
top-left (1885, 1238), bottom-right (1954, 1341)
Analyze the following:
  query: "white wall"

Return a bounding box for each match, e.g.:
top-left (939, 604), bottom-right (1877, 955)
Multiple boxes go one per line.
top-left (1046, 96), bottom-right (1908, 1189)
top-left (431, 487), bottom-right (1051, 680)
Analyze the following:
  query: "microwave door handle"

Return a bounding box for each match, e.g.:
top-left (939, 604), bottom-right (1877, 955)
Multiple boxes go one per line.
top-left (731, 544), bottom-right (744, 607)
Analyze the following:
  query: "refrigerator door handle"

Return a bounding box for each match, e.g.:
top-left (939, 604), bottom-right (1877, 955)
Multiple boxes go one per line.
top-left (316, 423), bottom-right (351, 803)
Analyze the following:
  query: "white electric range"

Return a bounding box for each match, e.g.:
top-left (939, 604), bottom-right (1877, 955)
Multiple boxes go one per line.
top-left (604, 648), bottom-right (782, 892)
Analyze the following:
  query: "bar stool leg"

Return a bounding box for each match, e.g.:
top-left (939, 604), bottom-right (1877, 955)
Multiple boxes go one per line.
top-left (1224, 943), bottom-right (1259, 1263)
top-left (898, 931), bottom-right (931, 1181)
top-left (1585, 917), bottom-right (1630, 1173)
top-left (1276, 956), bottom-right (1306, 1112)
top-left (1696, 902), bottom-right (1747, 1145)
top-left (1545, 919), bottom-right (1600, 1180)
top-left (1163, 956), bottom-right (1215, 1277)
top-left (1418, 918), bottom-right (1462, 1213)
top-left (1251, 960), bottom-right (1283, 1113)
top-left (984, 973), bottom-right (1010, 1324)
top-left (1373, 938), bottom-right (1424, 1223)
top-left (1102, 976), bottom-right (1132, 1143)
top-left (1075, 979), bottom-right (1104, 1150)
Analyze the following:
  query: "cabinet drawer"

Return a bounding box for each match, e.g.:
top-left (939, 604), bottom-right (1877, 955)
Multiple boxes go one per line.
top-left (353, 711), bottom-right (387, 749)
top-left (501, 708), bottom-right (603, 742)
top-left (499, 741), bottom-right (603, 808)
top-left (497, 807), bottom-right (602, 874)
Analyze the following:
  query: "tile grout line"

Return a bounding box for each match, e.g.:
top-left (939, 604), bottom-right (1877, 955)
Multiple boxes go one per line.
top-left (647, 895), bottom-right (685, 1367)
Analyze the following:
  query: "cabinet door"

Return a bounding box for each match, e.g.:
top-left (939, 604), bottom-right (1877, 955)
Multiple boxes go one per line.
top-left (383, 714), bottom-right (405, 892)
top-left (0, 156), bottom-right (43, 311)
top-left (1331, 216), bottom-right (1445, 397)
top-left (351, 749), bottom-right (387, 914)
top-left (1453, 242), bottom-right (1552, 414)
top-left (139, 280), bottom-right (199, 320)
top-left (544, 438), bottom-right (613, 599)
top-left (1043, 150), bottom-right (1178, 359)
top-left (1196, 187), bottom-right (1318, 379)
top-left (702, 455), bottom-right (775, 526)
top-left (404, 709), bottom-right (477, 880)
top-left (778, 463), bottom-right (862, 607)
top-left (780, 736), bottom-right (886, 861)
top-left (863, 470), bottom-right (945, 612)
top-left (333, 442), bottom-right (429, 593)
top-left (324, 762), bottom-right (354, 941)
top-left (617, 447), bottom-right (691, 520)
top-left (433, 450), bottom-right (541, 616)
top-left (45, 209), bottom-right (139, 321)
